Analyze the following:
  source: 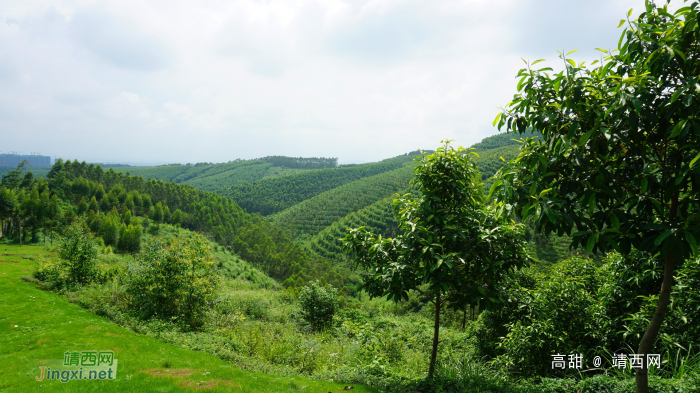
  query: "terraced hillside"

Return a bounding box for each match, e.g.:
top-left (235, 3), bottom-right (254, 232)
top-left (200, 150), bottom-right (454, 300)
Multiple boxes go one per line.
top-left (305, 195), bottom-right (400, 262)
top-left (112, 156), bottom-right (335, 192)
top-left (220, 152), bottom-right (420, 216)
top-left (269, 165), bottom-right (415, 242)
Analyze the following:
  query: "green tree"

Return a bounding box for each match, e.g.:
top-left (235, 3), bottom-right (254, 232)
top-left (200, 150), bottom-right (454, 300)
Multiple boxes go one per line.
top-left (122, 209), bottom-right (132, 225)
top-left (171, 208), bottom-right (182, 227)
top-left (344, 142), bottom-right (530, 377)
top-left (117, 223), bottom-right (141, 254)
top-left (125, 234), bottom-right (217, 329)
top-left (298, 280), bottom-right (338, 331)
top-left (57, 223), bottom-right (98, 285)
top-left (150, 201), bottom-right (164, 223)
top-left (0, 187), bottom-right (18, 239)
top-left (492, 3), bottom-right (700, 391)
top-left (101, 211), bottom-right (120, 247)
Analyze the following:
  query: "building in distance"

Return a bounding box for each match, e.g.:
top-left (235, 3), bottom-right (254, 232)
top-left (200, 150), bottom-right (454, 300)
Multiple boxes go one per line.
top-left (0, 153), bottom-right (52, 167)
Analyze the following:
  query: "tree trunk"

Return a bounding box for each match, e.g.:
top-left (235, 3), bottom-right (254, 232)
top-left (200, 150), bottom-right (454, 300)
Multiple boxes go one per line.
top-left (462, 305), bottom-right (467, 332)
top-left (428, 292), bottom-right (441, 378)
top-left (636, 195), bottom-right (679, 393)
top-left (635, 251), bottom-right (675, 393)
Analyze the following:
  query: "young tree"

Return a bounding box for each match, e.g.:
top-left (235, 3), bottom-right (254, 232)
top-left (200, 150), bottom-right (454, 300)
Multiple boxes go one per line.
top-left (344, 142), bottom-right (530, 378)
top-left (0, 187), bottom-right (18, 239)
top-left (101, 212), bottom-right (120, 247)
top-left (57, 223), bottom-right (98, 285)
top-left (298, 280), bottom-right (339, 331)
top-left (492, 3), bottom-right (700, 391)
top-left (125, 233), bottom-right (217, 329)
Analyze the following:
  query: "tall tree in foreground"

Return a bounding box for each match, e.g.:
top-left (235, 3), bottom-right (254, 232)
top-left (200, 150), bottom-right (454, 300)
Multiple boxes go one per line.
top-left (491, 2), bottom-right (700, 392)
top-left (344, 142), bottom-right (530, 378)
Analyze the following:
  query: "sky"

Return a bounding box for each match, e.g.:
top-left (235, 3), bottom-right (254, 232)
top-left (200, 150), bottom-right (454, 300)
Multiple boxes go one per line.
top-left (0, 0), bottom-right (646, 165)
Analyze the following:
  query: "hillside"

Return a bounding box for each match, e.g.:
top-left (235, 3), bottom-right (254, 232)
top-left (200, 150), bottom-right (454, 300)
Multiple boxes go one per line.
top-left (111, 156), bottom-right (337, 193)
top-left (0, 245), bottom-right (377, 393)
top-left (219, 153), bottom-right (420, 216)
top-left (268, 165), bottom-right (415, 242)
top-left (0, 159), bottom-right (351, 290)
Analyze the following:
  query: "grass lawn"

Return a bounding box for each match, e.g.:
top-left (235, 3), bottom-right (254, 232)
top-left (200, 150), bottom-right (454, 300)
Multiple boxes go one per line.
top-left (0, 244), bottom-right (378, 393)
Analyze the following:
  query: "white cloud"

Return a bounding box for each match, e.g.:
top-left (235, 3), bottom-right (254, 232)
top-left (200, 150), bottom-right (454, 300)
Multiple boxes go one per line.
top-left (0, 0), bottom-right (644, 164)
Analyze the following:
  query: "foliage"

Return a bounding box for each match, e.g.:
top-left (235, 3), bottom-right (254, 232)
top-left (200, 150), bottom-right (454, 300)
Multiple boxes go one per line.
top-left (492, 3), bottom-right (700, 390)
top-left (117, 222), bottom-right (142, 254)
top-left (32, 261), bottom-right (65, 290)
top-left (473, 253), bottom-right (700, 378)
top-left (494, 258), bottom-right (605, 376)
top-left (345, 141), bottom-right (530, 377)
top-left (57, 223), bottom-right (98, 285)
top-left (298, 280), bottom-right (339, 331)
top-left (125, 233), bottom-right (218, 330)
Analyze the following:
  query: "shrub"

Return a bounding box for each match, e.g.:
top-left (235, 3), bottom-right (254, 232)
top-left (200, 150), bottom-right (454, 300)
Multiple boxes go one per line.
top-left (125, 233), bottom-right (217, 330)
top-left (491, 258), bottom-right (605, 376)
top-left (57, 223), bottom-right (99, 286)
top-left (298, 280), bottom-right (338, 331)
top-left (32, 261), bottom-right (65, 290)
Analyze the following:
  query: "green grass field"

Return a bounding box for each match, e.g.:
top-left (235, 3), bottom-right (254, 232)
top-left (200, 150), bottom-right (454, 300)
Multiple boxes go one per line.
top-left (0, 244), bottom-right (377, 393)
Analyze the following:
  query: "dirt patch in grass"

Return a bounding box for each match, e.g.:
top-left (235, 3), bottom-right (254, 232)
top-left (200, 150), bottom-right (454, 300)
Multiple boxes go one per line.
top-left (36, 339), bottom-right (52, 344)
top-left (177, 379), bottom-right (240, 390)
top-left (105, 332), bottom-right (123, 337)
top-left (140, 368), bottom-right (203, 378)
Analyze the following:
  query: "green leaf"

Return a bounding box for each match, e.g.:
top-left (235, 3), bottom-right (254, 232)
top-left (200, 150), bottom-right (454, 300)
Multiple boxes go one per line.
top-left (539, 188), bottom-right (553, 197)
top-left (627, 8), bottom-right (633, 17)
top-left (641, 177), bottom-right (648, 193)
top-left (618, 19), bottom-right (626, 28)
top-left (690, 153), bottom-right (700, 168)
top-left (531, 59), bottom-right (546, 65)
top-left (686, 232), bottom-right (698, 256)
top-left (670, 120), bottom-right (686, 138)
top-left (595, 48), bottom-right (609, 54)
top-left (578, 129), bottom-right (594, 147)
top-left (566, 49), bottom-right (579, 56)
top-left (669, 88), bottom-right (683, 105)
top-left (566, 59), bottom-right (576, 67)
top-left (585, 235), bottom-right (596, 253)
top-left (610, 213), bottom-right (621, 230)
top-left (654, 230), bottom-right (673, 247)
top-left (487, 179), bottom-right (503, 200)
top-left (478, 286), bottom-right (487, 296)
top-left (493, 112), bottom-right (502, 127)
top-left (521, 202), bottom-right (533, 220)
top-left (683, 94), bottom-right (693, 107)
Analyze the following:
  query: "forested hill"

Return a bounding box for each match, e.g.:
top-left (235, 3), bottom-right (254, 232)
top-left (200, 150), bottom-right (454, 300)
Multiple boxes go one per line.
top-left (111, 156), bottom-right (338, 192)
top-left (218, 152), bottom-right (420, 216)
top-left (268, 165), bottom-right (415, 241)
top-left (470, 129), bottom-right (541, 151)
top-left (2, 159), bottom-right (350, 288)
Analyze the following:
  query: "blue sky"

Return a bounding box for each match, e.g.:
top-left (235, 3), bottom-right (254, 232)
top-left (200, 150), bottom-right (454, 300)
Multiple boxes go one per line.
top-left (0, 0), bottom-right (647, 165)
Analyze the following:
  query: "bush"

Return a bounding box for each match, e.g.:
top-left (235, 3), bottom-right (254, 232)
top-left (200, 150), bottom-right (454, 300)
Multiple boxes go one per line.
top-left (57, 223), bottom-right (99, 286)
top-left (125, 233), bottom-right (218, 330)
top-left (32, 261), bottom-right (65, 290)
top-left (487, 258), bottom-right (605, 376)
top-left (298, 280), bottom-right (338, 331)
